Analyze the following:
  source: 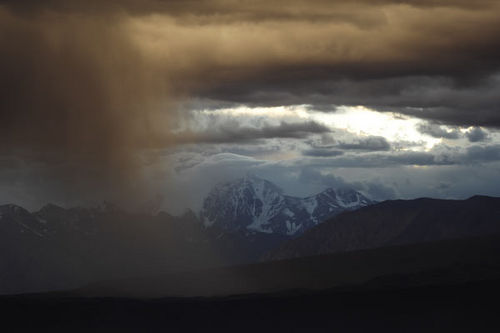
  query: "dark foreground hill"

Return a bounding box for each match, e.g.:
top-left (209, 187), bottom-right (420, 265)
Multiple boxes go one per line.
top-left (2, 280), bottom-right (500, 332)
top-left (77, 233), bottom-right (500, 298)
top-left (3, 234), bottom-right (500, 332)
top-left (266, 195), bottom-right (500, 260)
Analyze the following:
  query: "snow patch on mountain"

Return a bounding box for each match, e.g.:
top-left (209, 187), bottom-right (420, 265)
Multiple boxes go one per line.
top-left (199, 175), bottom-right (375, 236)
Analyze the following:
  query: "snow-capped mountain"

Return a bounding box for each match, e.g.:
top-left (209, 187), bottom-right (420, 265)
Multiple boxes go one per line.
top-left (199, 175), bottom-right (374, 236)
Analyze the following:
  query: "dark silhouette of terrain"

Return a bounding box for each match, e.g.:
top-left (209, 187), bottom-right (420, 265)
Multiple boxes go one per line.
top-left (76, 233), bottom-right (500, 298)
top-left (2, 249), bottom-right (500, 332)
top-left (1, 281), bottom-right (499, 332)
top-left (0, 203), bottom-right (286, 294)
top-left (3, 196), bottom-right (500, 331)
top-left (267, 195), bottom-right (500, 260)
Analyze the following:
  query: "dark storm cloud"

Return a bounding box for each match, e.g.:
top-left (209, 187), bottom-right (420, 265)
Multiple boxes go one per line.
top-left (417, 123), bottom-right (461, 139)
top-left (3, 0), bottom-right (495, 17)
top-left (205, 75), bottom-right (500, 128)
top-left (3, 0), bottom-right (500, 127)
top-left (2, 0), bottom-right (500, 158)
top-left (294, 143), bottom-right (500, 169)
top-left (303, 135), bottom-right (391, 155)
top-left (2, 0), bottom-right (500, 206)
top-left (277, 150), bottom-right (448, 169)
top-left (337, 136), bottom-right (391, 151)
top-left (315, 151), bottom-right (454, 168)
top-left (466, 127), bottom-right (489, 142)
top-left (177, 121), bottom-right (330, 144)
top-left (302, 149), bottom-right (345, 157)
top-left (464, 144), bottom-right (500, 163)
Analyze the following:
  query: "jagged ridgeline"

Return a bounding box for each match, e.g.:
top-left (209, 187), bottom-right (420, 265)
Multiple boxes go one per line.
top-left (199, 174), bottom-right (374, 236)
top-left (0, 176), bottom-right (373, 294)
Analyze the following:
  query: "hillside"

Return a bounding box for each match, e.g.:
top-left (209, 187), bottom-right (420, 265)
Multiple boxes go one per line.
top-left (266, 195), bottom-right (500, 260)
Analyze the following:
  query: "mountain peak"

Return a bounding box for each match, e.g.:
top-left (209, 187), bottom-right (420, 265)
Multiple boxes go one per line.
top-left (200, 177), bottom-right (373, 236)
top-left (315, 187), bottom-right (374, 208)
top-left (0, 203), bottom-right (32, 217)
top-left (0, 203), bottom-right (25, 211)
top-left (212, 175), bottom-right (284, 198)
top-left (38, 203), bottom-right (67, 214)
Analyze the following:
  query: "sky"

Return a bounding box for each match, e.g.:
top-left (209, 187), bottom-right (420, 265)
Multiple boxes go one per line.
top-left (1, 0), bottom-right (500, 213)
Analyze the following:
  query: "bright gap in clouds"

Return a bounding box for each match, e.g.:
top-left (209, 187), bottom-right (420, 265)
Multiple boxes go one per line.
top-left (198, 104), bottom-right (311, 120)
top-left (198, 105), bottom-right (442, 151)
top-left (311, 106), bottom-right (442, 151)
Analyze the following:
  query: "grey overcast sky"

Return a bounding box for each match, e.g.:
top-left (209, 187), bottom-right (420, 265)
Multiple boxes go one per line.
top-left (1, 0), bottom-right (500, 213)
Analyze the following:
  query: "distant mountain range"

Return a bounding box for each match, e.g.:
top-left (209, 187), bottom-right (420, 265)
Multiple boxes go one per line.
top-left (0, 203), bottom-right (210, 294)
top-left (0, 200), bottom-right (288, 294)
top-left (200, 174), bottom-right (374, 236)
top-left (266, 195), bottom-right (500, 260)
top-left (3, 177), bottom-right (500, 296)
top-left (0, 176), bottom-right (373, 294)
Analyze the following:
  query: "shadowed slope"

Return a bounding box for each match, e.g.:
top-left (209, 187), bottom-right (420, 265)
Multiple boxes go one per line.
top-left (266, 195), bottom-right (500, 260)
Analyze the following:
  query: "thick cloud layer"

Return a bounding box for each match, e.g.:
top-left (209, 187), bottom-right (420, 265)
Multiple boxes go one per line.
top-left (417, 122), bottom-right (461, 139)
top-left (176, 121), bottom-right (330, 144)
top-left (466, 127), bottom-right (489, 143)
top-left (2, 0), bottom-right (500, 208)
top-left (337, 136), bottom-right (391, 151)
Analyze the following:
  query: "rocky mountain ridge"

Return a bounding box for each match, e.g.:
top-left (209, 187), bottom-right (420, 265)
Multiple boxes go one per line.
top-left (200, 175), bottom-right (374, 236)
